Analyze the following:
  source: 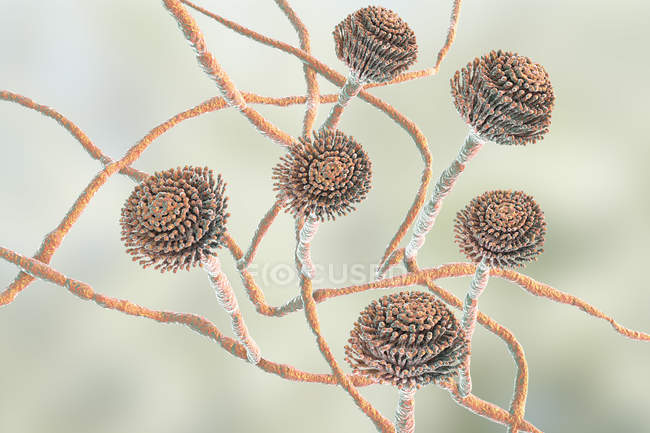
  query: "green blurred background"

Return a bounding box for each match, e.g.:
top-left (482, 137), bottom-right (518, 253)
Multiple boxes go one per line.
top-left (1, 0), bottom-right (649, 432)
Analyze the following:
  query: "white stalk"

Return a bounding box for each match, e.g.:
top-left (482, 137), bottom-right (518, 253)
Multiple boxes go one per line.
top-left (320, 74), bottom-right (364, 131)
top-left (405, 130), bottom-right (484, 259)
top-left (296, 213), bottom-right (319, 278)
top-left (458, 257), bottom-right (491, 396)
top-left (202, 254), bottom-right (261, 364)
top-left (395, 386), bottom-right (417, 433)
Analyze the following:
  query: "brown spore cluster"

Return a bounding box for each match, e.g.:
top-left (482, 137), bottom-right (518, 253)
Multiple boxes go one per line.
top-left (120, 166), bottom-right (229, 272)
top-left (273, 129), bottom-right (372, 221)
top-left (333, 6), bottom-right (418, 83)
top-left (451, 50), bottom-right (555, 145)
top-left (345, 291), bottom-right (468, 389)
top-left (454, 190), bottom-right (546, 268)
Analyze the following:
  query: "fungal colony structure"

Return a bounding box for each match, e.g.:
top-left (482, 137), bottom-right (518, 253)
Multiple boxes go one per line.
top-left (1, 2), bottom-right (648, 433)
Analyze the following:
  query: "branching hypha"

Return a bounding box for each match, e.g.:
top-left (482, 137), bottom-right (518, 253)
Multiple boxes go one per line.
top-left (1, 1), bottom-right (649, 432)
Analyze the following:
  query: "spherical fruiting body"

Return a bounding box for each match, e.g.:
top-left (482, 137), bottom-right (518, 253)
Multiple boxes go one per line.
top-left (451, 50), bottom-right (555, 145)
top-left (273, 129), bottom-right (372, 221)
top-left (334, 6), bottom-right (418, 83)
top-left (120, 166), bottom-right (228, 273)
top-left (454, 190), bottom-right (546, 268)
top-left (345, 291), bottom-right (468, 389)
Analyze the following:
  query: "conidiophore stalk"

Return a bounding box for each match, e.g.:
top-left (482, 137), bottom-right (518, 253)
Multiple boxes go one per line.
top-left (454, 189), bottom-right (547, 396)
top-left (458, 256), bottom-right (490, 396)
top-left (296, 213), bottom-right (319, 278)
top-left (404, 130), bottom-right (484, 260)
top-left (461, 257), bottom-right (491, 340)
top-left (321, 74), bottom-right (364, 131)
top-left (202, 254), bottom-right (261, 364)
top-left (395, 386), bottom-right (417, 433)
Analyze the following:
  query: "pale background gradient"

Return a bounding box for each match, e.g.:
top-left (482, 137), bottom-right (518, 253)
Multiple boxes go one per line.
top-left (1, 1), bottom-right (649, 432)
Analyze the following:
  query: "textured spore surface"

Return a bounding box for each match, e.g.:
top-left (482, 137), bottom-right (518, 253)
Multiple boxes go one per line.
top-left (454, 189), bottom-right (546, 268)
top-left (333, 6), bottom-right (418, 83)
top-left (345, 291), bottom-right (468, 389)
top-left (120, 166), bottom-right (228, 272)
top-left (273, 129), bottom-right (372, 221)
top-left (451, 50), bottom-right (555, 145)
